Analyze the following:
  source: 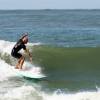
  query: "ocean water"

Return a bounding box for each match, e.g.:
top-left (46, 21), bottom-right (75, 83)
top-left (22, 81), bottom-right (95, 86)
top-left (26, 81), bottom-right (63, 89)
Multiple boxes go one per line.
top-left (0, 10), bottom-right (100, 100)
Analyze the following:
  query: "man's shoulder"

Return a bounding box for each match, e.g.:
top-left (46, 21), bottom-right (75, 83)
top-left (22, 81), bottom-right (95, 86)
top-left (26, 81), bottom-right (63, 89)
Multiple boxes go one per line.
top-left (17, 39), bottom-right (22, 44)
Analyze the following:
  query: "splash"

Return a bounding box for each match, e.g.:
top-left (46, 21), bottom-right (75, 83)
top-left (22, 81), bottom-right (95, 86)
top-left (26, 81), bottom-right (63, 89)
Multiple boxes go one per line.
top-left (0, 85), bottom-right (43, 100)
top-left (1, 86), bottom-right (100, 100)
top-left (0, 59), bottom-right (16, 81)
top-left (0, 40), bottom-right (43, 81)
top-left (42, 90), bottom-right (100, 100)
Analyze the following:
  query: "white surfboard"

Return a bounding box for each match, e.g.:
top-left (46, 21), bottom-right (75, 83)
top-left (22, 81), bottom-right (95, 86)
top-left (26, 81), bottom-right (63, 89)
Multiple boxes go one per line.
top-left (18, 71), bottom-right (45, 79)
top-left (14, 67), bottom-right (46, 79)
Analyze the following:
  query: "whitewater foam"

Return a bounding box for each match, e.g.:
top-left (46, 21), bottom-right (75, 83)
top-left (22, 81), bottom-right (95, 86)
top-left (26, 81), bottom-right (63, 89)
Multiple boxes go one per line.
top-left (0, 85), bottom-right (43, 100)
top-left (0, 59), bottom-right (16, 81)
top-left (42, 90), bottom-right (100, 100)
top-left (0, 40), bottom-right (44, 80)
top-left (0, 40), bottom-right (14, 55)
top-left (0, 82), bottom-right (100, 100)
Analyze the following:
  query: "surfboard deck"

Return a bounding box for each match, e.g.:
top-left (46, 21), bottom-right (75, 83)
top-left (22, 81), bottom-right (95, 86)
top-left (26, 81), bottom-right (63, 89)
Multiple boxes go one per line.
top-left (18, 71), bottom-right (46, 79)
top-left (14, 67), bottom-right (46, 79)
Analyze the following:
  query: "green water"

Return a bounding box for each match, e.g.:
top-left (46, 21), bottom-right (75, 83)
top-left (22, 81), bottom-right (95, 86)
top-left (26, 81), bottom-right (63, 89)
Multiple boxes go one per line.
top-left (32, 46), bottom-right (100, 91)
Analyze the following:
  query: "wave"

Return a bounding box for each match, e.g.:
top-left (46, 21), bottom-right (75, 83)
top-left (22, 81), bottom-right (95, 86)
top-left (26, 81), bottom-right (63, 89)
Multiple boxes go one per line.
top-left (0, 40), bottom-right (41, 64)
top-left (0, 59), bottom-right (15, 81)
top-left (0, 40), bottom-right (100, 100)
top-left (31, 45), bottom-right (100, 92)
top-left (0, 84), bottom-right (100, 100)
top-left (32, 45), bottom-right (100, 77)
top-left (0, 40), bottom-right (43, 81)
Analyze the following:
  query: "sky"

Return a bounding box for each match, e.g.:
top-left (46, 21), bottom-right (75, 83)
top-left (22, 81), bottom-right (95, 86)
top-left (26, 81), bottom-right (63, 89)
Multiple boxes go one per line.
top-left (0, 0), bottom-right (100, 9)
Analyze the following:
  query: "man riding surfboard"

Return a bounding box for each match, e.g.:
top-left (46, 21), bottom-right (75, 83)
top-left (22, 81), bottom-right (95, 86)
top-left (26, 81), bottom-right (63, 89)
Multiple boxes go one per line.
top-left (11, 33), bottom-right (32, 69)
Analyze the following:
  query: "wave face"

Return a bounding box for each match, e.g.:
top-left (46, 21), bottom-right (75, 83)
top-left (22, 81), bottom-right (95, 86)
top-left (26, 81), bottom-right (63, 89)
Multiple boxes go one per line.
top-left (32, 45), bottom-right (100, 91)
top-left (0, 40), bottom-right (100, 100)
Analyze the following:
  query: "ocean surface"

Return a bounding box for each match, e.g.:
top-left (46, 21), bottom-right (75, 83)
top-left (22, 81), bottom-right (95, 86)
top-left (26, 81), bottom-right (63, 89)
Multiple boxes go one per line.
top-left (0, 10), bottom-right (100, 100)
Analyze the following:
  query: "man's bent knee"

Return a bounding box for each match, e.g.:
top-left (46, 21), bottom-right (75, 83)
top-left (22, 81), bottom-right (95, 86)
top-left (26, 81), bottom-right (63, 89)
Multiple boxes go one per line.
top-left (22, 56), bottom-right (25, 60)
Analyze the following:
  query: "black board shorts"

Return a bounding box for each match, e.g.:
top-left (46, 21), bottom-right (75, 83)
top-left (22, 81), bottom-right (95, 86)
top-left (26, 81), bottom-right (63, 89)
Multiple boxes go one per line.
top-left (11, 49), bottom-right (22, 59)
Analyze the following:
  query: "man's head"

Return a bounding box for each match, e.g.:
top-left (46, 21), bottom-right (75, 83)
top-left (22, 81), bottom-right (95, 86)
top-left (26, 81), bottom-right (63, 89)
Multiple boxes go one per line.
top-left (22, 33), bottom-right (28, 44)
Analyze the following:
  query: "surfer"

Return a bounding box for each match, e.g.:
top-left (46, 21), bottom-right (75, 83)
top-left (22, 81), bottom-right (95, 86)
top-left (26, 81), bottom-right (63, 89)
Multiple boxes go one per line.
top-left (11, 33), bottom-right (32, 69)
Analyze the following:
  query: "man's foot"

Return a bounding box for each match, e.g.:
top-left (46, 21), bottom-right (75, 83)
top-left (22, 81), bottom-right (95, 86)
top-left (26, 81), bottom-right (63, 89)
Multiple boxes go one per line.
top-left (15, 67), bottom-right (19, 69)
top-left (15, 63), bottom-right (20, 69)
top-left (19, 67), bottom-right (22, 69)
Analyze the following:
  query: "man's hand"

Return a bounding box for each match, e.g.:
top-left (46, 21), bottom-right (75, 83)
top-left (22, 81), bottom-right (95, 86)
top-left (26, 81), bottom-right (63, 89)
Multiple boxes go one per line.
top-left (25, 49), bottom-right (32, 62)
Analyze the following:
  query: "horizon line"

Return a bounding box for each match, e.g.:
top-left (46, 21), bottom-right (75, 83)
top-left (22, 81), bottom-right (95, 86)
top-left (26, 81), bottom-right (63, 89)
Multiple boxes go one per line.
top-left (0, 8), bottom-right (100, 10)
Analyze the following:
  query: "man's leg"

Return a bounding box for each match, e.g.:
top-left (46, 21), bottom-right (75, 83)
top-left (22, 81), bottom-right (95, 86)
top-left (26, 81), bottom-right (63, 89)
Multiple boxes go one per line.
top-left (15, 57), bottom-right (22, 69)
top-left (19, 56), bottom-right (25, 69)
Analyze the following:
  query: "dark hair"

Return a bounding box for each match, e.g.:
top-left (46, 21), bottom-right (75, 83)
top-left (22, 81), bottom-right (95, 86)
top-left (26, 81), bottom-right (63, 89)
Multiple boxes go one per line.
top-left (20, 33), bottom-right (28, 40)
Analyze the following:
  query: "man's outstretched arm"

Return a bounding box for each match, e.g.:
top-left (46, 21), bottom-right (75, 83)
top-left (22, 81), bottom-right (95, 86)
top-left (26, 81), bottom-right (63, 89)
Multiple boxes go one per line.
top-left (25, 48), bottom-right (32, 63)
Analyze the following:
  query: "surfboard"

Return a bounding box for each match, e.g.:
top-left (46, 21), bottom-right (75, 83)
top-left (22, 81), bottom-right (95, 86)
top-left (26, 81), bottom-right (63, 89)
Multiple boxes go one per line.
top-left (14, 67), bottom-right (46, 79)
top-left (18, 71), bottom-right (46, 79)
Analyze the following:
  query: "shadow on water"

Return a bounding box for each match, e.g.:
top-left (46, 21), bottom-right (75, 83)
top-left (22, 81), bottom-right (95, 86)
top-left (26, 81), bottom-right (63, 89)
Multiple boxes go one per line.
top-left (23, 76), bottom-right (47, 83)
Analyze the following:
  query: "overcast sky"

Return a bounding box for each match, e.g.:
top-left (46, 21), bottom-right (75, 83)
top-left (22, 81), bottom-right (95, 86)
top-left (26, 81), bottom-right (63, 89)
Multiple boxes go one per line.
top-left (0, 0), bottom-right (100, 9)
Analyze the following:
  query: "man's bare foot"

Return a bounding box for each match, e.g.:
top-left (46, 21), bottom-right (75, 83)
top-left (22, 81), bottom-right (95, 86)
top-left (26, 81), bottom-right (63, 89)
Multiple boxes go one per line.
top-left (19, 67), bottom-right (22, 69)
top-left (15, 67), bottom-right (19, 69)
top-left (15, 63), bottom-right (20, 69)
